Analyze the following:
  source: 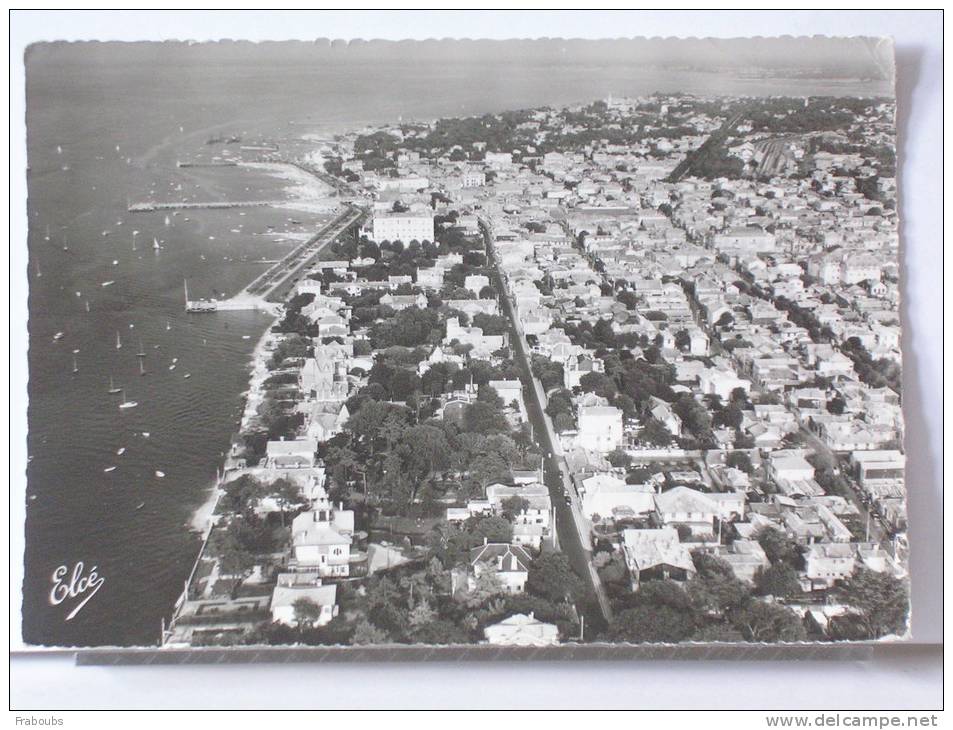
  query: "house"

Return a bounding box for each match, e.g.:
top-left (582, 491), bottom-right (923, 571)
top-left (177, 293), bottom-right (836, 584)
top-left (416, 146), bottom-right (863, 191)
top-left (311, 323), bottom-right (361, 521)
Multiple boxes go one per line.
top-left (622, 528), bottom-right (697, 589)
top-left (654, 487), bottom-right (719, 538)
top-left (648, 396), bottom-right (682, 437)
top-left (483, 612), bottom-right (559, 646)
top-left (579, 473), bottom-right (655, 522)
top-left (716, 539), bottom-right (770, 584)
top-left (488, 380), bottom-right (526, 418)
top-left (698, 368), bottom-right (751, 401)
top-left (803, 543), bottom-right (856, 590)
top-left (305, 403), bottom-right (350, 442)
top-left (576, 405), bottom-right (623, 453)
top-left (290, 501), bottom-right (354, 577)
top-left (769, 452), bottom-right (815, 482)
top-left (464, 274), bottom-right (491, 296)
top-left (468, 542), bottom-right (533, 594)
top-left (264, 439), bottom-right (317, 470)
top-left (270, 574), bottom-right (338, 627)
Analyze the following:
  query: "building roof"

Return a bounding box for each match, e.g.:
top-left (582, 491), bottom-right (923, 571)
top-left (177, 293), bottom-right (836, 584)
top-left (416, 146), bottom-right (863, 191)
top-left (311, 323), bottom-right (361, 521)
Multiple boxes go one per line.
top-left (622, 528), bottom-right (696, 574)
top-left (654, 486), bottom-right (717, 516)
top-left (483, 612), bottom-right (559, 646)
top-left (469, 543), bottom-right (533, 573)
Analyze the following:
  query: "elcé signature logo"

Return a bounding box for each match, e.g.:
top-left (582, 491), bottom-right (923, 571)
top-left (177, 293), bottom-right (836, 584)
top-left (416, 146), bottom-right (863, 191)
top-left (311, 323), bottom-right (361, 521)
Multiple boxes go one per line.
top-left (49, 562), bottom-right (105, 621)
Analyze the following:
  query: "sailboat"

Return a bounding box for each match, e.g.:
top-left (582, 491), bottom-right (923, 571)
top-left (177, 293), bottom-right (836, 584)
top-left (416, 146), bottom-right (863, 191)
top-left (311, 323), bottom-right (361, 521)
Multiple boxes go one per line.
top-left (35, 261), bottom-right (41, 278)
top-left (153, 237), bottom-right (161, 252)
top-left (115, 331), bottom-right (122, 350)
top-left (56, 145), bottom-right (62, 155)
top-left (71, 351), bottom-right (79, 375)
top-left (165, 320), bottom-right (171, 331)
top-left (108, 376), bottom-right (122, 394)
top-left (118, 390), bottom-right (138, 409)
top-left (164, 214), bottom-right (171, 227)
top-left (44, 225), bottom-right (50, 241)
top-left (85, 301), bottom-right (91, 313)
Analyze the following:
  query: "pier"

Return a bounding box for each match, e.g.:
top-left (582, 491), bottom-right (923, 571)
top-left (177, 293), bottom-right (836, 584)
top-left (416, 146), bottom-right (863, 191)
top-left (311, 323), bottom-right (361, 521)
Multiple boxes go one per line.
top-left (175, 161), bottom-right (239, 168)
top-left (128, 199), bottom-right (298, 213)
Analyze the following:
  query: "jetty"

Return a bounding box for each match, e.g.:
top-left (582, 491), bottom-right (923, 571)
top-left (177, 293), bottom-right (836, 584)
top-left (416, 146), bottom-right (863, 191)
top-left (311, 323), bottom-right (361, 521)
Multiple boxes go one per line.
top-left (128, 199), bottom-right (294, 213)
top-left (175, 161), bottom-right (239, 168)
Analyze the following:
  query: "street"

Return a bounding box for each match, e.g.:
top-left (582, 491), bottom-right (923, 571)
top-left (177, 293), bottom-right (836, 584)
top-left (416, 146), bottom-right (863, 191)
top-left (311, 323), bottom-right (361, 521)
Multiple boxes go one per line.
top-left (484, 229), bottom-right (612, 629)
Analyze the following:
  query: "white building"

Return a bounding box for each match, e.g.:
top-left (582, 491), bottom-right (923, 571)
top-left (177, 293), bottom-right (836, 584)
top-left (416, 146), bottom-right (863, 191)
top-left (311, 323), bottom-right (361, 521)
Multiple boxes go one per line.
top-left (483, 613), bottom-right (559, 646)
top-left (576, 405), bottom-right (624, 453)
top-left (370, 214), bottom-right (435, 244)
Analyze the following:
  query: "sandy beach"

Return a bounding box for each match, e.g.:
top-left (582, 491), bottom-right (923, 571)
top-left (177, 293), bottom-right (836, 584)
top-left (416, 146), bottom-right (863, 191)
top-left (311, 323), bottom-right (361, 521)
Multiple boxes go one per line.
top-left (241, 161), bottom-right (339, 216)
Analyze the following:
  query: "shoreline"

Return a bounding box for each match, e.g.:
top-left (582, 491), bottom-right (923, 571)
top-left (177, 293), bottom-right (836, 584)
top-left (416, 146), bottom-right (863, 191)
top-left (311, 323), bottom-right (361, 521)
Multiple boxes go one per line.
top-left (187, 314), bottom-right (279, 533)
top-left (241, 160), bottom-right (339, 216)
top-left (185, 148), bottom-right (336, 535)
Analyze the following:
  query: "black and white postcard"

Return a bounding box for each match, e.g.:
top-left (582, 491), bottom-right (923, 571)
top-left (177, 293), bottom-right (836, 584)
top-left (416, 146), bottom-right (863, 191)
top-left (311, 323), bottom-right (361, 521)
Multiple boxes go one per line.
top-left (17, 34), bottom-right (910, 652)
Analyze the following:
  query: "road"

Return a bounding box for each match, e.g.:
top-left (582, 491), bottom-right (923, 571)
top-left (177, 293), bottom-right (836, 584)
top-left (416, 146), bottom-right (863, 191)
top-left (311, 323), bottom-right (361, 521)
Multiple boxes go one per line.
top-left (483, 225), bottom-right (612, 630)
top-left (797, 426), bottom-right (890, 545)
top-left (237, 205), bottom-right (366, 303)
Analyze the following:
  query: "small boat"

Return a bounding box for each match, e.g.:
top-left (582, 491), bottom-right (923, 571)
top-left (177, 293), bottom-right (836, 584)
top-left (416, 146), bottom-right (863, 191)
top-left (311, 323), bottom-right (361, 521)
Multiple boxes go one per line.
top-left (103, 466), bottom-right (117, 473)
top-left (169, 364), bottom-right (176, 371)
top-left (112, 260), bottom-right (119, 266)
top-left (136, 502), bottom-right (145, 510)
top-left (183, 373), bottom-right (191, 379)
top-left (102, 231), bottom-right (110, 237)
top-left (242, 335), bottom-right (251, 340)
top-left (108, 376), bottom-right (121, 394)
top-left (141, 432), bottom-right (150, 438)
top-left (118, 390), bottom-right (138, 409)
top-left (56, 145), bottom-right (62, 155)
top-left (164, 215), bottom-right (171, 226)
top-left (53, 332), bottom-right (64, 342)
top-left (101, 280), bottom-right (115, 287)
top-left (172, 357), bottom-right (178, 364)
top-left (116, 447), bottom-right (125, 456)
top-left (155, 470), bottom-right (165, 478)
